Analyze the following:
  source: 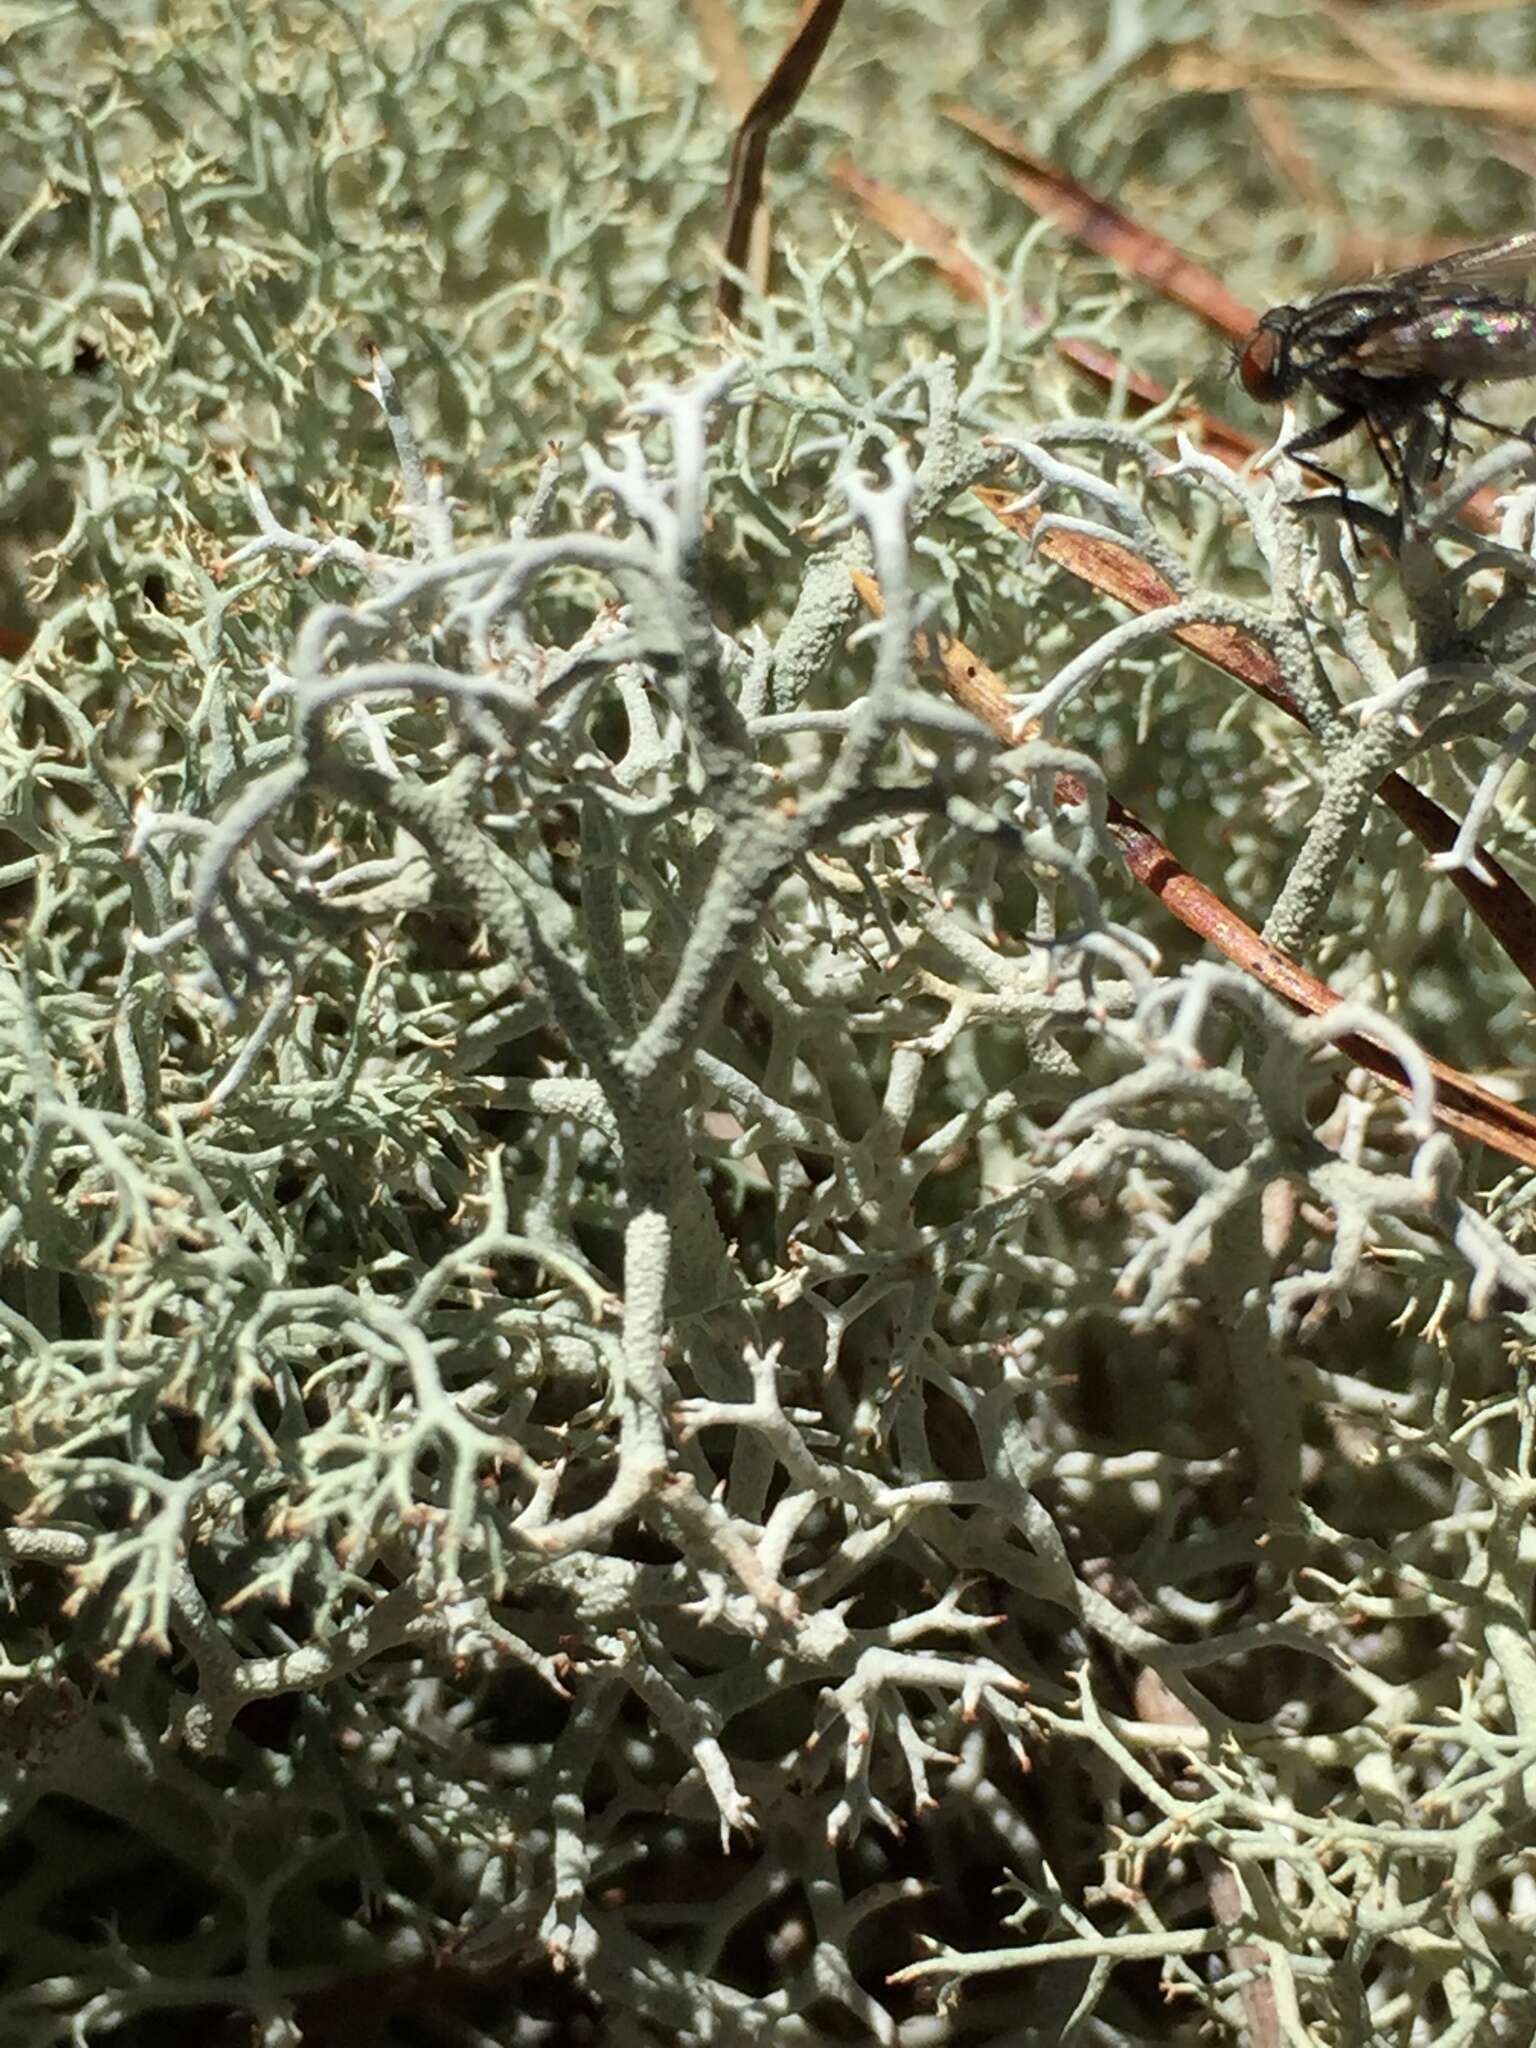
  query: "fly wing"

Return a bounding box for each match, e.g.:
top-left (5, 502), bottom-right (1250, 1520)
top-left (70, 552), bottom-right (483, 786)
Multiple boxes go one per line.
top-left (1351, 301), bottom-right (1536, 384)
top-left (1380, 231), bottom-right (1536, 293)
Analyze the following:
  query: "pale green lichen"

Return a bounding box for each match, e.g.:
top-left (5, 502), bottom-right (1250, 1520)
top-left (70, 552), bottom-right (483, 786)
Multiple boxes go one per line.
top-left (7, 4), bottom-right (1536, 2045)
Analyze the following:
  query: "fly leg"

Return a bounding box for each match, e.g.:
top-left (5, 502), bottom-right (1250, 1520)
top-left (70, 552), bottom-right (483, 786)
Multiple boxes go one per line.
top-left (1363, 415), bottom-right (1412, 504)
top-left (1428, 384), bottom-right (1466, 479)
top-left (1441, 393), bottom-right (1536, 463)
top-left (1277, 405), bottom-right (1366, 494)
top-left (1274, 406), bottom-right (1400, 532)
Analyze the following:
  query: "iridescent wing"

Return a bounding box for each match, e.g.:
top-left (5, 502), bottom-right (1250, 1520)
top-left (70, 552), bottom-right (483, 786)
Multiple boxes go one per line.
top-left (1379, 230), bottom-right (1536, 293)
top-left (1349, 302), bottom-right (1536, 384)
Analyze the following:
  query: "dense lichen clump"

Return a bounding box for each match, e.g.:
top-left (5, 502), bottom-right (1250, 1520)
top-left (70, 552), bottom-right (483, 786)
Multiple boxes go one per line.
top-left (7, 4), bottom-right (1536, 2044)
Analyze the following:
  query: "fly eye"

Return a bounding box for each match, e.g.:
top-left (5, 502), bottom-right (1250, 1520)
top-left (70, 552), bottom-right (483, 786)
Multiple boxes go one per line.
top-left (1237, 326), bottom-right (1285, 403)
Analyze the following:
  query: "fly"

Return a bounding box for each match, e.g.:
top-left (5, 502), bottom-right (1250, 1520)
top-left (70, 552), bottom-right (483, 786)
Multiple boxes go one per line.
top-left (1235, 231), bottom-right (1536, 495)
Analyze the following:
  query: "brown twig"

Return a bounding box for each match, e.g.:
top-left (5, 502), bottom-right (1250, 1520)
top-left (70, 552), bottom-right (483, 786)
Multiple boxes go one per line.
top-left (685, 0), bottom-right (758, 118)
top-left (1308, 0), bottom-right (1536, 178)
top-left (938, 103), bottom-right (1260, 342)
top-left (1053, 339), bottom-right (1260, 466)
top-left (974, 487), bottom-right (1536, 995)
top-left (827, 161), bottom-right (1260, 465)
top-left (827, 158), bottom-right (993, 305)
top-left (1131, 1668), bottom-right (1284, 2048)
top-left (1167, 48), bottom-right (1536, 124)
top-left (852, 568), bottom-right (1536, 1167)
top-left (1242, 90), bottom-right (1336, 218)
top-left (716, 0), bottom-right (848, 324)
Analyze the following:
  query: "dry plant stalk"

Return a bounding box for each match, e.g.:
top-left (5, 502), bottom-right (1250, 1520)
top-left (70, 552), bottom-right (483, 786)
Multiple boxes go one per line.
top-left (940, 101), bottom-right (1259, 340)
top-left (827, 161), bottom-right (1260, 461)
top-left (974, 487), bottom-right (1536, 995)
top-left (1167, 46), bottom-right (1536, 123)
top-left (852, 559), bottom-right (1536, 1171)
top-left (716, 0), bottom-right (849, 322)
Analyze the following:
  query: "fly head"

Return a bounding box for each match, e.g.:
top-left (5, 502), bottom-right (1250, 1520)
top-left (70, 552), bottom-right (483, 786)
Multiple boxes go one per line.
top-left (1236, 307), bottom-right (1302, 406)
